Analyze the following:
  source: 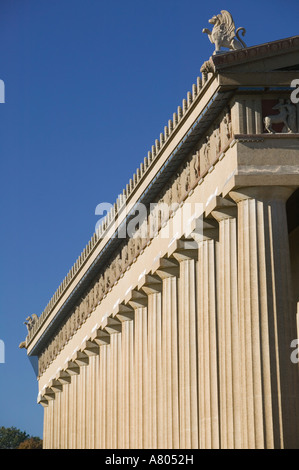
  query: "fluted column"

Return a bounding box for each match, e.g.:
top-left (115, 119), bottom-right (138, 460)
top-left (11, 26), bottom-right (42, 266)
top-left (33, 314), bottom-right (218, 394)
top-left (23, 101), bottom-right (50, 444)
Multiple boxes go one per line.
top-left (64, 358), bottom-right (80, 448)
top-left (94, 354), bottom-right (101, 448)
top-left (154, 257), bottom-right (180, 449)
top-left (126, 289), bottom-right (149, 448)
top-left (71, 350), bottom-right (89, 448)
top-left (47, 398), bottom-right (54, 448)
top-left (54, 391), bottom-right (61, 448)
top-left (99, 317), bottom-right (122, 449)
top-left (68, 377), bottom-right (77, 448)
top-left (43, 385), bottom-right (56, 447)
top-left (42, 404), bottom-right (49, 449)
top-left (87, 355), bottom-right (96, 449)
top-left (83, 339), bottom-right (99, 449)
top-left (170, 239), bottom-right (199, 449)
top-left (108, 332), bottom-right (122, 448)
top-left (209, 197), bottom-right (242, 448)
top-left (230, 185), bottom-right (299, 449)
top-left (72, 374), bottom-right (78, 448)
top-left (121, 317), bottom-right (135, 448)
top-left (55, 369), bottom-right (71, 448)
top-left (138, 274), bottom-right (163, 448)
top-left (90, 325), bottom-right (110, 448)
top-left (191, 218), bottom-right (220, 449)
top-left (61, 381), bottom-right (68, 448)
top-left (135, 306), bottom-right (148, 448)
top-left (114, 304), bottom-right (135, 449)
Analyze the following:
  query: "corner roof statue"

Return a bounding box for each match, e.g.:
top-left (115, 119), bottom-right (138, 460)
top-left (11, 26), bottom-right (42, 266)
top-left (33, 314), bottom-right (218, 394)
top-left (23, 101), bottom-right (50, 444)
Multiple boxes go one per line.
top-left (202, 10), bottom-right (247, 54)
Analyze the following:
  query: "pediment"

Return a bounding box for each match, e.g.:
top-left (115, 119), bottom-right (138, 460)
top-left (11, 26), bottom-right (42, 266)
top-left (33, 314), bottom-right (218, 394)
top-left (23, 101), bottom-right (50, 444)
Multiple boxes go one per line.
top-left (206, 36), bottom-right (299, 73)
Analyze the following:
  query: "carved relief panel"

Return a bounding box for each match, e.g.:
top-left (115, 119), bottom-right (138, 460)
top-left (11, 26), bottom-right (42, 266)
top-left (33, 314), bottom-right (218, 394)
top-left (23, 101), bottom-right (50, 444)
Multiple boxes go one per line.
top-left (199, 106), bottom-right (233, 176)
top-left (262, 98), bottom-right (299, 134)
top-left (232, 94), bottom-right (299, 136)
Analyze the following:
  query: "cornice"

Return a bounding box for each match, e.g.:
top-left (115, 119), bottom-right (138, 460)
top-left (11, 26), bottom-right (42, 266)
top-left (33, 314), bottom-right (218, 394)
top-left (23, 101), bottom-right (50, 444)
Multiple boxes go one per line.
top-left (212, 35), bottom-right (299, 70)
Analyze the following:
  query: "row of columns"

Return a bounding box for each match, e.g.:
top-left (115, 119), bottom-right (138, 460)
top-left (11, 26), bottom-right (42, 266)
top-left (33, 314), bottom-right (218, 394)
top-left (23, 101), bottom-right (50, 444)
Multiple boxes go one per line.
top-left (41, 185), bottom-right (299, 449)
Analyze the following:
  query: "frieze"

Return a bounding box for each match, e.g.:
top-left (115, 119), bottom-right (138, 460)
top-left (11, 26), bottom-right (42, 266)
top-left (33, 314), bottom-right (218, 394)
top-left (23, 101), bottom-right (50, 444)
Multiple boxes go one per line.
top-left (200, 107), bottom-right (232, 176)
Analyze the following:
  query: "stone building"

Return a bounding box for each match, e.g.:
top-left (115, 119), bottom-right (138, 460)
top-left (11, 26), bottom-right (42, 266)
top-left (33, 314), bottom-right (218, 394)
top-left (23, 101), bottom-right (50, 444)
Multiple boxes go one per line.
top-left (21, 18), bottom-right (299, 448)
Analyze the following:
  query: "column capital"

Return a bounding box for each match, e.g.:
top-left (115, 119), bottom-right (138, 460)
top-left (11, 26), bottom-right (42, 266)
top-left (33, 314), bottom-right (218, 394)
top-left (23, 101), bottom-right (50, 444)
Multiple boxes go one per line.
top-left (102, 316), bottom-right (122, 334)
top-left (65, 360), bottom-right (80, 375)
top-left (151, 256), bottom-right (179, 279)
top-left (190, 216), bottom-right (218, 242)
top-left (168, 238), bottom-right (198, 262)
top-left (72, 349), bottom-right (89, 367)
top-left (49, 378), bottom-right (63, 393)
top-left (206, 196), bottom-right (237, 222)
top-left (138, 273), bottom-right (162, 294)
top-left (55, 368), bottom-right (71, 385)
top-left (37, 393), bottom-right (49, 407)
top-left (114, 302), bottom-right (134, 322)
top-left (229, 186), bottom-right (297, 204)
top-left (90, 326), bottom-right (110, 345)
top-left (43, 387), bottom-right (55, 401)
top-left (81, 339), bottom-right (99, 356)
top-left (125, 288), bottom-right (147, 309)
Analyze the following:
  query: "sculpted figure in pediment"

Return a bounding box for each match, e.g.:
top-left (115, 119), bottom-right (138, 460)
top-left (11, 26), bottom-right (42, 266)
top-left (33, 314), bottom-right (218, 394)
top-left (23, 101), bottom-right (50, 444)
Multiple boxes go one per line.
top-left (264, 99), bottom-right (297, 134)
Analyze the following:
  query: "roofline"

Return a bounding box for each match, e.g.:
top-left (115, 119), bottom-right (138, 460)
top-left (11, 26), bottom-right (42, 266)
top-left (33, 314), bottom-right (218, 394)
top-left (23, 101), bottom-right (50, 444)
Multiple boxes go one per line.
top-left (211, 35), bottom-right (299, 70)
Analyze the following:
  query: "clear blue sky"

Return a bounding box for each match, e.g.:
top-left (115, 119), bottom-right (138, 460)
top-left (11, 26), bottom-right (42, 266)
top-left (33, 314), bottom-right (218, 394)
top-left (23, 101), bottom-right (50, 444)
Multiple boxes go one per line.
top-left (0, 0), bottom-right (298, 439)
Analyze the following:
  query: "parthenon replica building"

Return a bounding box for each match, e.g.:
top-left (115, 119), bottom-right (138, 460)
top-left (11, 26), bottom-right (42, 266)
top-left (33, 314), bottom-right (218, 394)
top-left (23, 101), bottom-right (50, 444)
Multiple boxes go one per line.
top-left (21, 12), bottom-right (299, 449)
